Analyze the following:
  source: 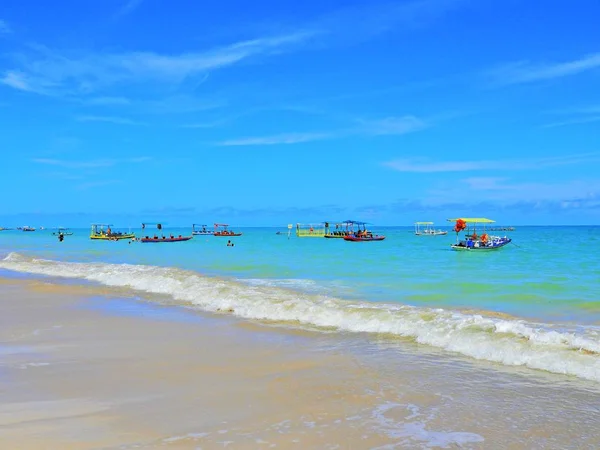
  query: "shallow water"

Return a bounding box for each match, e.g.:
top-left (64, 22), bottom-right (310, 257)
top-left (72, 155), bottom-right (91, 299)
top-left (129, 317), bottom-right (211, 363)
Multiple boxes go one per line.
top-left (0, 226), bottom-right (599, 384)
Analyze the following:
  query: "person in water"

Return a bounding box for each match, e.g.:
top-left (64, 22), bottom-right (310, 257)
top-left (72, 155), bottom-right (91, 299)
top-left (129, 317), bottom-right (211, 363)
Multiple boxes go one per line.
top-left (227, 240), bottom-right (234, 247)
top-left (58, 233), bottom-right (64, 242)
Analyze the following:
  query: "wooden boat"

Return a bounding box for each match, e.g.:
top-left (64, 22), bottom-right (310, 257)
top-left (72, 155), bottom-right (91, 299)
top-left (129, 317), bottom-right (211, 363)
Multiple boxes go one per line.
top-left (90, 223), bottom-right (135, 240)
top-left (139, 222), bottom-right (193, 243)
top-left (448, 218), bottom-right (512, 251)
top-left (52, 227), bottom-right (73, 236)
top-left (214, 223), bottom-right (242, 237)
top-left (414, 222), bottom-right (447, 236)
top-left (192, 224), bottom-right (213, 235)
top-left (139, 235), bottom-right (192, 243)
top-left (342, 220), bottom-right (386, 242)
top-left (343, 234), bottom-right (386, 242)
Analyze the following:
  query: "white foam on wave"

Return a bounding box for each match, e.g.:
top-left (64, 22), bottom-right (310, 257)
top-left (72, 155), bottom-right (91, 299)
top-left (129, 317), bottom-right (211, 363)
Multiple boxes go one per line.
top-left (2, 252), bottom-right (599, 382)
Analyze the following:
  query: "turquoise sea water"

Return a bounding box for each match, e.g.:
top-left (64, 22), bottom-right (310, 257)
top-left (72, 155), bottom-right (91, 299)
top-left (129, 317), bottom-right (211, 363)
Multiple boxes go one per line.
top-left (1, 225), bottom-right (599, 382)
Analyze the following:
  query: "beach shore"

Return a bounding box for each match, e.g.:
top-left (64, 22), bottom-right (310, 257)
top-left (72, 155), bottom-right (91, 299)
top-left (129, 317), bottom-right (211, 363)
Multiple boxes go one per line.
top-left (1, 276), bottom-right (598, 449)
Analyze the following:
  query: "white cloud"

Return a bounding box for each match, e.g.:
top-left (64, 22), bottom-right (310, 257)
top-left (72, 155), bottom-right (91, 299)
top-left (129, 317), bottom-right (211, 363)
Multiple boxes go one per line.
top-left (218, 132), bottom-right (332, 146)
top-left (76, 115), bottom-right (145, 125)
top-left (383, 153), bottom-right (600, 173)
top-left (1, 32), bottom-right (317, 96)
top-left (32, 157), bottom-right (151, 169)
top-left (488, 53), bottom-right (600, 85)
top-left (0, 19), bottom-right (10, 34)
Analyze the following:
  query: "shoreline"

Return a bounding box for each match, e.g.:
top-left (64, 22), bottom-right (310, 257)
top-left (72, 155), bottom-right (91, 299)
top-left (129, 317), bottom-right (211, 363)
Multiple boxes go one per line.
top-left (1, 276), bottom-right (600, 448)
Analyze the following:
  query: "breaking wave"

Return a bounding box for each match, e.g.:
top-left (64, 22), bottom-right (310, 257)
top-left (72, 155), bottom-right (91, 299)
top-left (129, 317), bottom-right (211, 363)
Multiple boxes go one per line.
top-left (1, 252), bottom-right (599, 382)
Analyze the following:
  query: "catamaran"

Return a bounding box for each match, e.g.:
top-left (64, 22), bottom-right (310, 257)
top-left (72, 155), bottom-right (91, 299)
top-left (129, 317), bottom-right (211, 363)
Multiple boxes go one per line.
top-left (192, 224), bottom-right (213, 235)
top-left (214, 223), bottom-right (242, 237)
top-left (414, 222), bottom-right (447, 236)
top-left (90, 224), bottom-right (135, 241)
top-left (343, 221), bottom-right (386, 242)
top-left (139, 223), bottom-right (193, 243)
top-left (448, 218), bottom-right (511, 251)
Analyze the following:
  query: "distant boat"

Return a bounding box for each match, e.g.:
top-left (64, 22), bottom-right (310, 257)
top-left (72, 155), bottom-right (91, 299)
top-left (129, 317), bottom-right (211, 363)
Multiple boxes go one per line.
top-left (138, 222), bottom-right (193, 243)
top-left (213, 223), bottom-right (242, 237)
top-left (90, 223), bottom-right (135, 241)
top-left (414, 222), bottom-right (448, 236)
top-left (342, 220), bottom-right (386, 242)
top-left (52, 227), bottom-right (73, 236)
top-left (192, 224), bottom-right (213, 235)
top-left (22, 226), bottom-right (35, 232)
top-left (448, 218), bottom-right (511, 251)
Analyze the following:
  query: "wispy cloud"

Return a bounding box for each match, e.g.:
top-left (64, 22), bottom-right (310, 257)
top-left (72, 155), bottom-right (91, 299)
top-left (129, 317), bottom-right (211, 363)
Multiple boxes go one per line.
top-left (542, 104), bottom-right (600, 128)
top-left (76, 115), bottom-right (145, 125)
top-left (114, 0), bottom-right (144, 19)
top-left (488, 53), bottom-right (600, 86)
top-left (0, 19), bottom-right (10, 34)
top-left (216, 115), bottom-right (428, 146)
top-left (1, 32), bottom-right (317, 96)
top-left (32, 157), bottom-right (151, 169)
top-left (383, 153), bottom-right (600, 173)
top-left (86, 96), bottom-right (132, 106)
top-left (218, 132), bottom-right (333, 146)
top-left (76, 180), bottom-right (122, 190)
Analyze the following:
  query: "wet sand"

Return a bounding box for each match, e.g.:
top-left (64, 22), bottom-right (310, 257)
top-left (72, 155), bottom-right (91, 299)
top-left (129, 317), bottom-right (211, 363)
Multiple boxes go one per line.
top-left (1, 277), bottom-right (599, 449)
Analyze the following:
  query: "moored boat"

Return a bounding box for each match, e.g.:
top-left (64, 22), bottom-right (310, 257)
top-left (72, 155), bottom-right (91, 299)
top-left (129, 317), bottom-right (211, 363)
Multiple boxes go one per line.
top-left (448, 218), bottom-right (511, 251)
top-left (414, 222), bottom-right (447, 236)
top-left (139, 222), bottom-right (193, 243)
top-left (90, 224), bottom-right (135, 240)
top-left (192, 224), bottom-right (213, 235)
top-left (342, 221), bottom-right (386, 242)
top-left (214, 223), bottom-right (242, 237)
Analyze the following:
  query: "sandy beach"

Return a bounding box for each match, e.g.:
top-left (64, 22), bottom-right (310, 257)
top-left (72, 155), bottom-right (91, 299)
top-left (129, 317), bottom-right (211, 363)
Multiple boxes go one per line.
top-left (1, 276), bottom-right (599, 449)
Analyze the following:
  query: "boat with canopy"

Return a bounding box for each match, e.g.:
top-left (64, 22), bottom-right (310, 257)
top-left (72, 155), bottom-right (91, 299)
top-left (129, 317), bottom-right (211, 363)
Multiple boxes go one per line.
top-left (295, 222), bottom-right (328, 237)
top-left (90, 224), bottom-right (135, 240)
top-left (52, 227), bottom-right (73, 236)
top-left (139, 223), bottom-right (192, 243)
top-left (213, 223), bottom-right (242, 237)
top-left (324, 221), bottom-right (354, 238)
top-left (447, 218), bottom-right (511, 251)
top-left (414, 222), bottom-right (447, 236)
top-left (343, 221), bottom-right (386, 242)
top-left (192, 224), bottom-right (213, 235)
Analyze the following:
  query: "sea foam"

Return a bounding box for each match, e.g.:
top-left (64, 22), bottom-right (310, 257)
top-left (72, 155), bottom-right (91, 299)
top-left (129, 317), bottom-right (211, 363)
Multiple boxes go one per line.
top-left (1, 252), bottom-right (599, 382)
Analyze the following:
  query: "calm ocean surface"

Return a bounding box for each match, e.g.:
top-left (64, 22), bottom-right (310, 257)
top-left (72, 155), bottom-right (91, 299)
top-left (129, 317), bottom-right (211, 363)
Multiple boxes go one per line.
top-left (1, 225), bottom-right (599, 382)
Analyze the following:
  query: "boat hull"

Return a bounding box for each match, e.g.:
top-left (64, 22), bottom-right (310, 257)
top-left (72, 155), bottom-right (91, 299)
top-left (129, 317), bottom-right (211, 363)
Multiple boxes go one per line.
top-left (139, 236), bottom-right (193, 243)
top-left (343, 235), bottom-right (386, 242)
top-left (90, 233), bottom-right (136, 241)
top-left (192, 231), bottom-right (214, 236)
top-left (451, 238), bottom-right (511, 251)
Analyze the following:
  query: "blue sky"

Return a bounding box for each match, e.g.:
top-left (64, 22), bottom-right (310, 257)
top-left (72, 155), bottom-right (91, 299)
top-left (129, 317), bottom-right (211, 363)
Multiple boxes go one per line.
top-left (1, 0), bottom-right (599, 227)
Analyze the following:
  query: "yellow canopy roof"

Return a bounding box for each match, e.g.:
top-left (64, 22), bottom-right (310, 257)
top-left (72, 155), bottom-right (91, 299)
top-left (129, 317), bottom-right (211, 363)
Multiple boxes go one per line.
top-left (414, 221), bottom-right (434, 225)
top-left (447, 218), bottom-right (495, 223)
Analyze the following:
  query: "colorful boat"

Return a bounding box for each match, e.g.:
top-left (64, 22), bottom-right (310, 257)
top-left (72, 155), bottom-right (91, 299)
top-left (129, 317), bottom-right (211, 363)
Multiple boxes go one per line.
top-left (342, 221), bottom-right (386, 242)
top-left (448, 218), bottom-right (511, 251)
top-left (324, 221), bottom-right (354, 238)
top-left (139, 223), bottom-right (193, 243)
top-left (90, 224), bottom-right (135, 241)
top-left (414, 222), bottom-right (447, 236)
top-left (295, 222), bottom-right (328, 237)
top-left (192, 224), bottom-right (213, 235)
top-left (214, 223), bottom-right (242, 237)
top-left (52, 227), bottom-right (73, 236)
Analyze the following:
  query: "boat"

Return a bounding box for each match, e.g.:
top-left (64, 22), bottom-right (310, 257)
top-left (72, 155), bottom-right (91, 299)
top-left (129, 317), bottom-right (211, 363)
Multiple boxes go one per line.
top-left (90, 223), bottom-right (135, 241)
top-left (139, 222), bottom-right (193, 243)
top-left (21, 226), bottom-right (36, 232)
top-left (414, 222), bottom-right (448, 236)
top-left (448, 218), bottom-right (512, 251)
top-left (295, 222), bottom-right (329, 237)
top-left (52, 227), bottom-right (73, 236)
top-left (342, 221), bottom-right (386, 242)
top-left (192, 224), bottom-right (213, 235)
top-left (324, 221), bottom-right (354, 238)
top-left (213, 223), bottom-right (242, 237)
